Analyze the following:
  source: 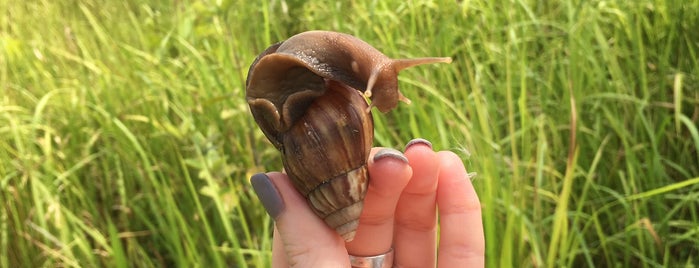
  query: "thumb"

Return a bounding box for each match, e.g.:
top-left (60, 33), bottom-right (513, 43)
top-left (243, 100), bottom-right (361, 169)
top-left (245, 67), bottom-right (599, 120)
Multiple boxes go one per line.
top-left (251, 172), bottom-right (349, 267)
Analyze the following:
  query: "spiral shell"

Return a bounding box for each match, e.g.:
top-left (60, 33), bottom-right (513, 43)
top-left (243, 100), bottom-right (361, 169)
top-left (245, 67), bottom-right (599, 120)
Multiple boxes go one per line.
top-left (246, 31), bottom-right (450, 241)
top-left (280, 80), bottom-right (372, 240)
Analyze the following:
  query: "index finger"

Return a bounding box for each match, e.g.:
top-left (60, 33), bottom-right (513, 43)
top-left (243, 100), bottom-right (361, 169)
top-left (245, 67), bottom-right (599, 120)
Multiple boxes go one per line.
top-left (436, 151), bottom-right (485, 268)
top-left (346, 147), bottom-right (412, 256)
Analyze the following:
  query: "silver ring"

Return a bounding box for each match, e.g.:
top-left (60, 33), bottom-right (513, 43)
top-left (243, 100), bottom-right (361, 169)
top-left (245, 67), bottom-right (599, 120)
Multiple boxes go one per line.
top-left (349, 248), bottom-right (394, 268)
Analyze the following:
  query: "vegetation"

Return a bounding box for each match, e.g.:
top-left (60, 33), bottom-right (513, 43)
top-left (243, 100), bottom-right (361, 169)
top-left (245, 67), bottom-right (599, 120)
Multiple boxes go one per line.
top-left (2, 0), bottom-right (698, 267)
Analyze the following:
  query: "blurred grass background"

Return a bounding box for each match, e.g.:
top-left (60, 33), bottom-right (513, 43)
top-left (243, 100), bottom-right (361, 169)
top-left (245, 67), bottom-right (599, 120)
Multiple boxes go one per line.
top-left (2, 0), bottom-right (698, 267)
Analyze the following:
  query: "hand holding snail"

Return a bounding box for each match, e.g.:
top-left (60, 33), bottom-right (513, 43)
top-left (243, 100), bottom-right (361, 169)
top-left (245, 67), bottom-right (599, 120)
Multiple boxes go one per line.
top-left (247, 31), bottom-right (483, 267)
top-left (250, 140), bottom-right (485, 267)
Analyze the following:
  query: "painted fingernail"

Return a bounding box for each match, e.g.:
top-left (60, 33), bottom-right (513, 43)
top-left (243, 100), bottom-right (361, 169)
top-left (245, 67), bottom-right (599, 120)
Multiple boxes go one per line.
top-left (373, 148), bottom-right (408, 163)
top-left (405, 138), bottom-right (432, 151)
top-left (250, 173), bottom-right (285, 219)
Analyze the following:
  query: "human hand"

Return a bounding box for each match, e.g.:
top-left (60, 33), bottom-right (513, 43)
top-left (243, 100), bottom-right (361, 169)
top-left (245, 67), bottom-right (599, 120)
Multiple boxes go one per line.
top-left (250, 138), bottom-right (485, 267)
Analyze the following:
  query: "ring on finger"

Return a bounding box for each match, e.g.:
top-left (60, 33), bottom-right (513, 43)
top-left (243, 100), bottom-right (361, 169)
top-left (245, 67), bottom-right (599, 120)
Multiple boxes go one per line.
top-left (349, 247), bottom-right (394, 268)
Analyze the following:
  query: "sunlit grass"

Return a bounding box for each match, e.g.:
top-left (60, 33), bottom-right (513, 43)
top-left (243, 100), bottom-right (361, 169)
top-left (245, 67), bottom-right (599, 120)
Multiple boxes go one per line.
top-left (2, 0), bottom-right (698, 267)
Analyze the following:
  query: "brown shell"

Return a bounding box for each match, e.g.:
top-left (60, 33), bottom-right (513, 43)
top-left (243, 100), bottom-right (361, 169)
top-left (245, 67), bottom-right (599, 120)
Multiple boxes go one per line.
top-left (245, 30), bottom-right (451, 241)
top-left (280, 81), bottom-right (372, 240)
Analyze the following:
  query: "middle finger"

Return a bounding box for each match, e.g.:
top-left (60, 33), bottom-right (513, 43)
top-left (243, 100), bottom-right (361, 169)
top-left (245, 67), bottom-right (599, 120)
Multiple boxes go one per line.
top-left (394, 139), bottom-right (440, 267)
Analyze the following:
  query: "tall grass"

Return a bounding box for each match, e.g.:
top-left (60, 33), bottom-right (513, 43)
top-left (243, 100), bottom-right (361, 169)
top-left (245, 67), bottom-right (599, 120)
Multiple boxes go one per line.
top-left (1, 0), bottom-right (698, 267)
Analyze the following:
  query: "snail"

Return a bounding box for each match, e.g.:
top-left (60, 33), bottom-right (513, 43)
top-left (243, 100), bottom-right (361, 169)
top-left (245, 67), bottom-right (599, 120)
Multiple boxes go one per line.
top-left (246, 30), bottom-right (451, 241)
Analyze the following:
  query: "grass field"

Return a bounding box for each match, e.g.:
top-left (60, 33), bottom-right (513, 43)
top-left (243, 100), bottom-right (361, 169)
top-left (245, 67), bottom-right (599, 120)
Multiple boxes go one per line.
top-left (2, 0), bottom-right (699, 267)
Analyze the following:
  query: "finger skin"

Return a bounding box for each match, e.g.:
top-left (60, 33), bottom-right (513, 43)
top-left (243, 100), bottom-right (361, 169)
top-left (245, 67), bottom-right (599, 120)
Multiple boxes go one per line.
top-left (393, 142), bottom-right (440, 267)
top-left (435, 151), bottom-right (485, 268)
top-left (266, 172), bottom-right (349, 267)
top-left (345, 147), bottom-right (412, 256)
top-left (272, 226), bottom-right (288, 267)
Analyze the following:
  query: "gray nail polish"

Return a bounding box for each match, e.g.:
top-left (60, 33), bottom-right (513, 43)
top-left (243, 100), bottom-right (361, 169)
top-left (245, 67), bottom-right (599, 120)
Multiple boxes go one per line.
top-left (405, 138), bottom-right (432, 151)
top-left (373, 148), bottom-right (408, 163)
top-left (251, 173), bottom-right (285, 219)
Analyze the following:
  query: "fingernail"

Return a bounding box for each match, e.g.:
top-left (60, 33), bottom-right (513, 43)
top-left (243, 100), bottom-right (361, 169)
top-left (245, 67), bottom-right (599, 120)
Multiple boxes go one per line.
top-left (250, 173), bottom-right (285, 219)
top-left (405, 138), bottom-right (432, 151)
top-left (373, 148), bottom-right (408, 163)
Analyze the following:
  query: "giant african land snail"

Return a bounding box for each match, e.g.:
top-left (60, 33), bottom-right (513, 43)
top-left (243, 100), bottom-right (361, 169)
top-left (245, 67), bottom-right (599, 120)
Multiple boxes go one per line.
top-left (246, 30), bottom-right (451, 241)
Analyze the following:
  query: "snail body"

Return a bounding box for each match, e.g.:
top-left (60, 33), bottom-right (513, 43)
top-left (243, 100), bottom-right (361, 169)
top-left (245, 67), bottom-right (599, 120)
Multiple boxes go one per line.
top-left (246, 30), bottom-right (450, 241)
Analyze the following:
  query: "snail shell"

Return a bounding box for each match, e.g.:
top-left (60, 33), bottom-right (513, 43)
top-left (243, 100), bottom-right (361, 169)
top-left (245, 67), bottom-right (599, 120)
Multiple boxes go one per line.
top-left (246, 30), bottom-right (451, 241)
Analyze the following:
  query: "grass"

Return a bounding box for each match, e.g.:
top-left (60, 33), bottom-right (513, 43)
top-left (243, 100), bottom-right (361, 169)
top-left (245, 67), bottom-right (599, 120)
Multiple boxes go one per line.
top-left (1, 0), bottom-right (698, 267)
